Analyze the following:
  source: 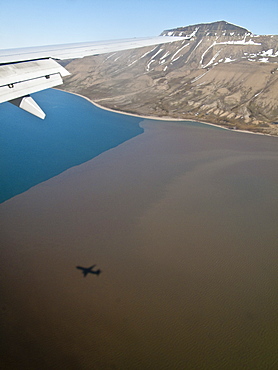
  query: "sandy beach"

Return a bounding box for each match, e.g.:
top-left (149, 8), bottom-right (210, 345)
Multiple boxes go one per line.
top-left (65, 90), bottom-right (277, 137)
top-left (1, 113), bottom-right (278, 368)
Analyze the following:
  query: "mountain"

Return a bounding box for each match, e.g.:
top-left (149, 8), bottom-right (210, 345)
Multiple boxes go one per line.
top-left (60, 21), bottom-right (278, 135)
top-left (161, 20), bottom-right (249, 37)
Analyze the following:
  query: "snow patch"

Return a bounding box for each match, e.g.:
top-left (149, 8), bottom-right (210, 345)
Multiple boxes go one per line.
top-left (128, 59), bottom-right (139, 67)
top-left (105, 52), bottom-right (117, 60)
top-left (224, 57), bottom-right (236, 63)
top-left (189, 27), bottom-right (199, 38)
top-left (170, 43), bottom-right (190, 61)
top-left (203, 49), bottom-right (223, 67)
top-left (191, 70), bottom-right (210, 83)
top-left (145, 48), bottom-right (164, 71)
top-left (146, 59), bottom-right (155, 71)
top-left (140, 47), bottom-right (157, 59)
top-left (172, 56), bottom-right (182, 63)
top-left (151, 48), bottom-right (164, 59)
top-left (259, 58), bottom-right (269, 63)
top-left (260, 49), bottom-right (278, 58)
top-left (160, 51), bottom-right (170, 60)
top-left (261, 49), bottom-right (273, 56)
top-left (254, 90), bottom-right (263, 98)
top-left (200, 40), bottom-right (216, 66)
top-left (217, 39), bottom-right (261, 46)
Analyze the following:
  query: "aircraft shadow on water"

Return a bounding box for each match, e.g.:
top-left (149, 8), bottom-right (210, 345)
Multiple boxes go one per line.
top-left (76, 265), bottom-right (102, 277)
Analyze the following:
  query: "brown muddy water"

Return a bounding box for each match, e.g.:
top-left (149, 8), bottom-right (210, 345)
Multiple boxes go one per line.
top-left (1, 119), bottom-right (278, 369)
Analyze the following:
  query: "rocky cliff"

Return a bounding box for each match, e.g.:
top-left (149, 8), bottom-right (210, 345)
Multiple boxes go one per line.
top-left (60, 21), bottom-right (278, 135)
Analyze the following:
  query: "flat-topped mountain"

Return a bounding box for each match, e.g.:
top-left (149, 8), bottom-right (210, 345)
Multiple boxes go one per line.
top-left (161, 21), bottom-right (250, 38)
top-left (60, 21), bottom-right (278, 135)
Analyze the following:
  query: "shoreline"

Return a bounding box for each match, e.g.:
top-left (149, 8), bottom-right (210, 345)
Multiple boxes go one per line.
top-left (62, 90), bottom-right (275, 137)
top-left (2, 90), bottom-right (278, 368)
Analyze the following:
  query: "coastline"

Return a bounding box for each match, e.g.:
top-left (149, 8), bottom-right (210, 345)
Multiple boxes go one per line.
top-left (1, 101), bottom-right (278, 368)
top-left (62, 90), bottom-right (275, 137)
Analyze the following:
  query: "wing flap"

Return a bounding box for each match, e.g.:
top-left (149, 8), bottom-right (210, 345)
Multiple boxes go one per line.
top-left (0, 58), bottom-right (70, 85)
top-left (0, 59), bottom-right (70, 103)
top-left (0, 72), bottom-right (63, 103)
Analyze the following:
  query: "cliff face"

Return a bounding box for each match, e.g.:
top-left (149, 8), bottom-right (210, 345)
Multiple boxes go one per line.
top-left (60, 21), bottom-right (278, 135)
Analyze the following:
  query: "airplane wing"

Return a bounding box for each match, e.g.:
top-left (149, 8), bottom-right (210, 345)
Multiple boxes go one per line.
top-left (0, 36), bottom-right (186, 119)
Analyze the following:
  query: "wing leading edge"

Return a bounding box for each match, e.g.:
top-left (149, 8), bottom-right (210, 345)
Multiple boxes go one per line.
top-left (0, 36), bottom-right (186, 118)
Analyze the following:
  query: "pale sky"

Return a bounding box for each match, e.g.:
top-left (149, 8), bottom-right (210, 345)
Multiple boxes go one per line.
top-left (1, 0), bottom-right (277, 49)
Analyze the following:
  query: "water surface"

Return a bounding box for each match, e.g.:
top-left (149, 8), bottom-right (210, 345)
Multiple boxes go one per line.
top-left (0, 92), bottom-right (278, 369)
top-left (0, 89), bottom-right (143, 203)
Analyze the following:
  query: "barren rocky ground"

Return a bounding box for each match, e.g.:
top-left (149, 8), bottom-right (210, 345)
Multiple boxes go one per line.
top-left (59, 21), bottom-right (278, 135)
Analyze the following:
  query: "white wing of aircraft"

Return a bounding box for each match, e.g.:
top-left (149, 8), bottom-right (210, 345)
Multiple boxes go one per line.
top-left (0, 36), bottom-right (186, 119)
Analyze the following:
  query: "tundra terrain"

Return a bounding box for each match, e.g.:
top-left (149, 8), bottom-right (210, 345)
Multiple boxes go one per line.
top-left (60, 21), bottom-right (278, 135)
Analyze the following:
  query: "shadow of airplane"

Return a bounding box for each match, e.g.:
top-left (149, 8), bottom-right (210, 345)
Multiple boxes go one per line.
top-left (76, 265), bottom-right (102, 277)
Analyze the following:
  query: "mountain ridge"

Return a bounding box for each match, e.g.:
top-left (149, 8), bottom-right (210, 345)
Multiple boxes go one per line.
top-left (161, 21), bottom-right (250, 37)
top-left (60, 21), bottom-right (278, 135)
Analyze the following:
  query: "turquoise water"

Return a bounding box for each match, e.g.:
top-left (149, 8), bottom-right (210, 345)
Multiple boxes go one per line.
top-left (0, 89), bottom-right (143, 203)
